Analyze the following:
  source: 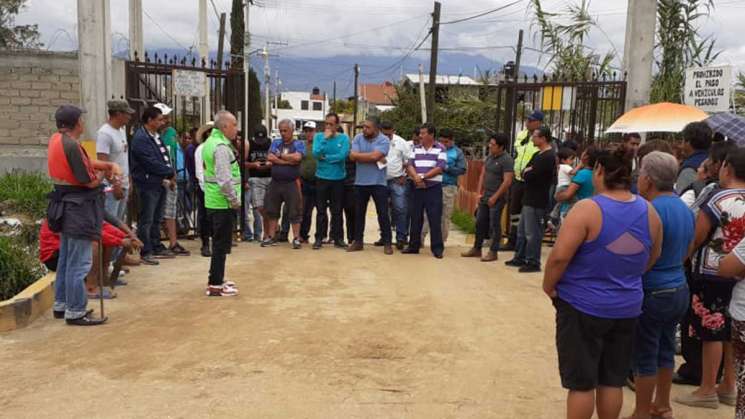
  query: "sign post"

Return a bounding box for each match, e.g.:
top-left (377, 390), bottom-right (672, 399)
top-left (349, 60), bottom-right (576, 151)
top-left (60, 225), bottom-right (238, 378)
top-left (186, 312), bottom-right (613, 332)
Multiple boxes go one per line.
top-left (684, 65), bottom-right (732, 113)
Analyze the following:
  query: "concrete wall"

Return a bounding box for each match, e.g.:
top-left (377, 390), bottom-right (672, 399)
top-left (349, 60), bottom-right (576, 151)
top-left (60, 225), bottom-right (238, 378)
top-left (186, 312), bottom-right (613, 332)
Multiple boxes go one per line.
top-left (0, 50), bottom-right (80, 173)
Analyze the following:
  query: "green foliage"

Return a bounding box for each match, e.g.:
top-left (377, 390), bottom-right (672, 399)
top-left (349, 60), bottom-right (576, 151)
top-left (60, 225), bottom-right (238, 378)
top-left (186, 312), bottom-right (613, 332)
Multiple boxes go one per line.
top-left (0, 0), bottom-right (42, 49)
top-left (528, 0), bottom-right (615, 80)
top-left (380, 84), bottom-right (493, 151)
top-left (451, 209), bottom-right (476, 235)
top-left (277, 99), bottom-right (291, 109)
top-left (330, 99), bottom-right (354, 114)
top-left (651, 0), bottom-right (719, 103)
top-left (0, 171), bottom-right (52, 219)
top-left (0, 236), bottom-right (44, 301)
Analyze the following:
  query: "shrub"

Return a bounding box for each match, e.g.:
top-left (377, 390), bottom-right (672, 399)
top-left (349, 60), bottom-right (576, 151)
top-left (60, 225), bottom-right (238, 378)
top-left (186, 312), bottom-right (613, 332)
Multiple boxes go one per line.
top-left (451, 209), bottom-right (476, 235)
top-left (0, 171), bottom-right (52, 220)
top-left (0, 236), bottom-right (45, 301)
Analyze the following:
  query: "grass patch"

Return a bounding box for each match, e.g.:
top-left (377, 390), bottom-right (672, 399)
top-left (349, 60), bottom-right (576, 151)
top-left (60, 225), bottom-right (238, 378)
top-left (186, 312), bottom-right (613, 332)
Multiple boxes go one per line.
top-left (451, 209), bottom-right (476, 235)
top-left (0, 171), bottom-right (52, 219)
top-left (0, 236), bottom-right (45, 301)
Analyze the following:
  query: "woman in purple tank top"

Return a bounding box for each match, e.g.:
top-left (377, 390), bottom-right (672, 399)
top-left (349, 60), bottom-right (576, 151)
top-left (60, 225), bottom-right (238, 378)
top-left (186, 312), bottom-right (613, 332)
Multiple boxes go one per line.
top-left (543, 148), bottom-right (663, 419)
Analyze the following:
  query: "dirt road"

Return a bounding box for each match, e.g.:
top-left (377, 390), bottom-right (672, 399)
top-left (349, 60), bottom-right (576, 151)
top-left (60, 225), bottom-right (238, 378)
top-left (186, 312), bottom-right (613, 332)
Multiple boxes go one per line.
top-left (0, 218), bottom-right (733, 418)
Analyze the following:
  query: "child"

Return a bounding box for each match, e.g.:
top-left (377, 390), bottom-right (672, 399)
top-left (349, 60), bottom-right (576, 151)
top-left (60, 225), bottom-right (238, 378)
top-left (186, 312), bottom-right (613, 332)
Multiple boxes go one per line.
top-left (549, 148), bottom-right (576, 229)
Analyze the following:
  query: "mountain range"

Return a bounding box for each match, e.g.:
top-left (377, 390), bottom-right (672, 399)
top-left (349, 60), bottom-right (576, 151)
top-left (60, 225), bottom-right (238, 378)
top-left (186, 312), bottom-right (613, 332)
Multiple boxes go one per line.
top-left (120, 48), bottom-right (544, 98)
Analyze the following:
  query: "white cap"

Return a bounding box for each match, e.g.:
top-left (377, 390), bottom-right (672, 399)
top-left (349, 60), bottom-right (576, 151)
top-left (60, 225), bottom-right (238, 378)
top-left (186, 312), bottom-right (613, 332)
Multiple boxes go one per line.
top-left (154, 103), bottom-right (173, 116)
top-left (303, 121), bottom-right (317, 129)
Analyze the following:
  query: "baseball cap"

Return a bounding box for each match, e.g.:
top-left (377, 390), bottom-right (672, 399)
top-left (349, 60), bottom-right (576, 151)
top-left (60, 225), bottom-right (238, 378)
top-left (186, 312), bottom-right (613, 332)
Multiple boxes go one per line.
top-left (107, 99), bottom-right (135, 114)
top-left (254, 125), bottom-right (267, 139)
top-left (527, 110), bottom-right (544, 122)
top-left (303, 121), bottom-right (317, 130)
top-left (153, 103), bottom-right (173, 116)
top-left (380, 120), bottom-right (394, 130)
top-left (55, 105), bottom-right (86, 129)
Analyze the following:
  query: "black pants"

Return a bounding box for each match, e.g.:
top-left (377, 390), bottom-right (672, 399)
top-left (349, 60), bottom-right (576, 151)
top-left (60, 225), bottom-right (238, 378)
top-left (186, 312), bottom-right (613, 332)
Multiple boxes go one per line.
top-left (341, 184), bottom-right (356, 242)
top-left (300, 179), bottom-right (317, 241)
top-left (354, 185), bottom-right (391, 245)
top-left (408, 183), bottom-right (443, 254)
top-left (475, 199), bottom-right (505, 252)
top-left (207, 208), bottom-right (234, 286)
top-left (507, 180), bottom-right (525, 246)
top-left (316, 179), bottom-right (344, 242)
top-left (196, 186), bottom-right (211, 247)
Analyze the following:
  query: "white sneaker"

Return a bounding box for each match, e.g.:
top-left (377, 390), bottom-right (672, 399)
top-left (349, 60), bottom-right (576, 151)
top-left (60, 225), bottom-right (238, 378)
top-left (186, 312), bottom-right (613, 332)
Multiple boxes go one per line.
top-left (206, 285), bottom-right (239, 297)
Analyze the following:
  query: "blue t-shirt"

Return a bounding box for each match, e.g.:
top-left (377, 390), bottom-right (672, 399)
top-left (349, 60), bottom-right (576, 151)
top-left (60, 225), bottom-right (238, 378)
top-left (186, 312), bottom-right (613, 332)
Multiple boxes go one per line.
top-left (269, 139), bottom-right (306, 182)
top-left (352, 133), bottom-right (390, 186)
top-left (643, 195), bottom-right (695, 290)
top-left (572, 168), bottom-right (594, 200)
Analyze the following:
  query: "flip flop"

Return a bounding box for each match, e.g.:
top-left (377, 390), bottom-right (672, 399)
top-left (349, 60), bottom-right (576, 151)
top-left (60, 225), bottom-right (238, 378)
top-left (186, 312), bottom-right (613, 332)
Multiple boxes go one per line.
top-left (650, 406), bottom-right (674, 419)
top-left (87, 288), bottom-right (117, 299)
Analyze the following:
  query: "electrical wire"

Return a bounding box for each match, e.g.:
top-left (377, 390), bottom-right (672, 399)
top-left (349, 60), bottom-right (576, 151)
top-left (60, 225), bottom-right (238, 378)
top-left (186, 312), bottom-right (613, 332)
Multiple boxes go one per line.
top-left (440, 0), bottom-right (524, 25)
top-left (143, 8), bottom-right (194, 53)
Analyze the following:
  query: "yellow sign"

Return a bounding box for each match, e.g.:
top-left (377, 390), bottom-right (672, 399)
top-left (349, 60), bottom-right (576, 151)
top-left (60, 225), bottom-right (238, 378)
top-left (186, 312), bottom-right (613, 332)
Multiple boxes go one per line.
top-left (542, 86), bottom-right (563, 111)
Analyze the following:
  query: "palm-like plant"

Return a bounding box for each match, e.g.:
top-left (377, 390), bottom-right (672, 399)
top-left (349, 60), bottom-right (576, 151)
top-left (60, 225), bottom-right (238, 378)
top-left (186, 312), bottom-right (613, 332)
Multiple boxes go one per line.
top-left (528, 0), bottom-right (616, 80)
top-left (650, 0), bottom-right (720, 103)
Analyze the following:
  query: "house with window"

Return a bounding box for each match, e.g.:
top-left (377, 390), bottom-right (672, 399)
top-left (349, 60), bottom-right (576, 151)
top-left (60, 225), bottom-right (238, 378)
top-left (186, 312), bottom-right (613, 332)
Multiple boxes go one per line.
top-left (274, 87), bottom-right (329, 132)
top-left (359, 81), bottom-right (398, 115)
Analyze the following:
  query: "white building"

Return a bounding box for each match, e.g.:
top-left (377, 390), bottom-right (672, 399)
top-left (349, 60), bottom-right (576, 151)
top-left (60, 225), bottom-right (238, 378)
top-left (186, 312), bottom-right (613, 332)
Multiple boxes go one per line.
top-left (274, 87), bottom-right (330, 133)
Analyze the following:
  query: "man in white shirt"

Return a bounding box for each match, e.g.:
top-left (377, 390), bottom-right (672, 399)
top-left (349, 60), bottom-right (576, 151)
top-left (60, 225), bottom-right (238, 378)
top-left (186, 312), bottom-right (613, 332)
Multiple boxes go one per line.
top-left (381, 121), bottom-right (413, 250)
top-left (96, 99), bottom-right (134, 221)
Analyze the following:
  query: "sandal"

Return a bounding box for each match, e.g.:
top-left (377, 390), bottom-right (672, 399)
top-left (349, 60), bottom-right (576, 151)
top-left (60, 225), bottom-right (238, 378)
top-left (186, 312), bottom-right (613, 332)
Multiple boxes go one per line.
top-left (170, 243), bottom-right (191, 256)
top-left (87, 288), bottom-right (117, 299)
top-left (650, 406), bottom-right (674, 419)
top-left (66, 314), bottom-right (107, 326)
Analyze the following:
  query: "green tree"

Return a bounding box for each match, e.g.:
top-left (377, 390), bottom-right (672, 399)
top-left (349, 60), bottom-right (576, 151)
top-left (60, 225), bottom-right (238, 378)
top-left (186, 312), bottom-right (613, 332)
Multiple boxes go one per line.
top-left (229, 0), bottom-right (262, 135)
top-left (650, 0), bottom-right (719, 103)
top-left (0, 0), bottom-right (42, 49)
top-left (330, 99), bottom-right (353, 114)
top-left (529, 0), bottom-right (615, 80)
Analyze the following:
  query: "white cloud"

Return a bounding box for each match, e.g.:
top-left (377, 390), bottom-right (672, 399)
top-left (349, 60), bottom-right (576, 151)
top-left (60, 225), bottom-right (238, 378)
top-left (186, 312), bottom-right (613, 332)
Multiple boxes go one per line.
top-left (12, 0), bottom-right (745, 74)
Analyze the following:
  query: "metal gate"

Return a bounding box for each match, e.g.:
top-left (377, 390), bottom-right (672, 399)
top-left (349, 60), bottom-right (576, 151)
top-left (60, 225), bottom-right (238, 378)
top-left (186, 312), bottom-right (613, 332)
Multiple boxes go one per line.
top-left (495, 73), bottom-right (627, 147)
top-left (124, 50), bottom-right (244, 131)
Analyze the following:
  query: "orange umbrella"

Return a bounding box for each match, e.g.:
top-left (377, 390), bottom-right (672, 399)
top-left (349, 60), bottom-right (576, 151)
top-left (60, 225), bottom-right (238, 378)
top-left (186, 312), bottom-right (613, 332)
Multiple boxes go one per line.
top-left (606, 102), bottom-right (708, 133)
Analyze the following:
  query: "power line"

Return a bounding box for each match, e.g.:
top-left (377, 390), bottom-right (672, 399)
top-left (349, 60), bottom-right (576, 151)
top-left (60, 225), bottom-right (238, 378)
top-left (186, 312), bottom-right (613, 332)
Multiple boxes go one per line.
top-left (440, 0), bottom-right (523, 25)
top-left (143, 8), bottom-right (193, 53)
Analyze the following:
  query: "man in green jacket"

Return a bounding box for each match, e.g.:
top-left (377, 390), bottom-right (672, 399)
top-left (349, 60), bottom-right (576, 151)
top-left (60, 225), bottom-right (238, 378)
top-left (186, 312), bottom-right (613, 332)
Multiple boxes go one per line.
top-left (504, 110), bottom-right (543, 250)
top-left (202, 111), bottom-right (242, 297)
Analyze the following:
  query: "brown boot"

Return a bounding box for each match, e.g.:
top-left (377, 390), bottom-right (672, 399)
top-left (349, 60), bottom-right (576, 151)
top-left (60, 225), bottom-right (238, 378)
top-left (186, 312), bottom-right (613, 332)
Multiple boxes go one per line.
top-left (346, 241), bottom-right (363, 252)
top-left (461, 247), bottom-right (482, 258)
top-left (481, 251), bottom-right (498, 262)
top-left (384, 244), bottom-right (393, 255)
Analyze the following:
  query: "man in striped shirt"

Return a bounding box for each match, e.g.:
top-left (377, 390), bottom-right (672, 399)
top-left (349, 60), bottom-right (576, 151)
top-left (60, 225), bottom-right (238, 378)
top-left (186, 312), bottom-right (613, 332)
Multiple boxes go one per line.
top-left (402, 123), bottom-right (447, 259)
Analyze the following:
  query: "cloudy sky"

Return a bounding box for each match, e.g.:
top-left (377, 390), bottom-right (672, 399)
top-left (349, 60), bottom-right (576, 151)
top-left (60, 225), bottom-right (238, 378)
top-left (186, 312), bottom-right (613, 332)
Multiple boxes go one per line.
top-left (13, 0), bottom-right (745, 79)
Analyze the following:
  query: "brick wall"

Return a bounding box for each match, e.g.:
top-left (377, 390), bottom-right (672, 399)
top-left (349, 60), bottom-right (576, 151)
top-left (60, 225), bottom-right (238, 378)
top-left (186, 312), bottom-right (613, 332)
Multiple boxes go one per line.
top-left (0, 50), bottom-right (80, 147)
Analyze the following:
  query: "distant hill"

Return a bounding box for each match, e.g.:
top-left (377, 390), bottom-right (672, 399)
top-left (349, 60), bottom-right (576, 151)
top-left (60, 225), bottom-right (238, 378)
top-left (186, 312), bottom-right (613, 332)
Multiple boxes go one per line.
top-left (121, 48), bottom-right (544, 98)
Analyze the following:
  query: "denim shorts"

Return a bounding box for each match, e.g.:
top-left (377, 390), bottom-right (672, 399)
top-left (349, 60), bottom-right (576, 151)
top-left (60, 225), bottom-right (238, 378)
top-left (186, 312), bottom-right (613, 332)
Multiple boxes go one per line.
top-left (632, 284), bottom-right (689, 376)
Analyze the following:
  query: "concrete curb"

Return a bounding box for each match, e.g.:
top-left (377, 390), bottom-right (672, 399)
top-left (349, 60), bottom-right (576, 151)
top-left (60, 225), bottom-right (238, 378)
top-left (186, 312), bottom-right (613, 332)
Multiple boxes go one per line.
top-left (0, 273), bottom-right (55, 333)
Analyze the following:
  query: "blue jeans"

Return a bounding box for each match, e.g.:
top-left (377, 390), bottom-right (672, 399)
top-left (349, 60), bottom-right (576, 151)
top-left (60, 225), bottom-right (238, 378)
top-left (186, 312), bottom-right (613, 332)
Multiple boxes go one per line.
top-left (632, 284), bottom-right (690, 376)
top-left (136, 184), bottom-right (166, 256)
top-left (475, 200), bottom-right (505, 252)
top-left (243, 187), bottom-right (262, 240)
top-left (104, 187), bottom-right (128, 221)
top-left (515, 205), bottom-right (545, 266)
top-left (53, 235), bottom-right (92, 319)
top-left (388, 179), bottom-right (409, 243)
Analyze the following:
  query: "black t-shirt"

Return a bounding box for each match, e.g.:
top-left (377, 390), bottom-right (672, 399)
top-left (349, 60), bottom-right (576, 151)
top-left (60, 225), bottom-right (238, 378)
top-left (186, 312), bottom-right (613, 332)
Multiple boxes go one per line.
top-left (522, 149), bottom-right (557, 209)
top-left (248, 137), bottom-right (271, 178)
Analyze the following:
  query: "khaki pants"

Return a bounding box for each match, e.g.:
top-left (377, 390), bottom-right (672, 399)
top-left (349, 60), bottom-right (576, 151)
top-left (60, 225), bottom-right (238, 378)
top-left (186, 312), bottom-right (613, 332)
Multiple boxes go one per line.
top-left (422, 184), bottom-right (457, 243)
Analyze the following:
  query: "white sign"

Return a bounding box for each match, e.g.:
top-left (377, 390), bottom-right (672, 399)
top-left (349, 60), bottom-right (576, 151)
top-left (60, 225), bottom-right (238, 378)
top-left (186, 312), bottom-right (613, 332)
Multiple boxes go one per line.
top-left (172, 69), bottom-right (206, 97)
top-left (685, 65), bottom-right (732, 113)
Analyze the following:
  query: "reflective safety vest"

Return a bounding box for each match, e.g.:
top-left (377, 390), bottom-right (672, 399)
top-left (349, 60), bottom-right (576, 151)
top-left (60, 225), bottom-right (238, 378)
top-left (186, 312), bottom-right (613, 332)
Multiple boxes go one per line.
top-left (202, 130), bottom-right (241, 209)
top-left (513, 129), bottom-right (538, 182)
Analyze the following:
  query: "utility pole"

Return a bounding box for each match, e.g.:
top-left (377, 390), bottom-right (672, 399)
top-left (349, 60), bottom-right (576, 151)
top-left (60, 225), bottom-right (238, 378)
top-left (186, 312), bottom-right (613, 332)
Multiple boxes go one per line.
top-left (77, 0), bottom-right (112, 140)
top-left (274, 69), bottom-right (280, 111)
top-left (352, 64), bottom-right (360, 136)
top-left (426, 1), bottom-right (441, 123)
top-left (508, 30), bottom-right (523, 152)
top-left (262, 45), bottom-right (271, 132)
top-left (332, 80), bottom-right (336, 110)
top-left (128, 0), bottom-right (143, 60)
top-left (215, 12), bottom-right (227, 110)
top-left (198, 0), bottom-right (210, 124)
top-left (623, 0), bottom-right (656, 111)
top-left (243, 0), bottom-right (251, 133)
top-left (418, 63), bottom-right (427, 123)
